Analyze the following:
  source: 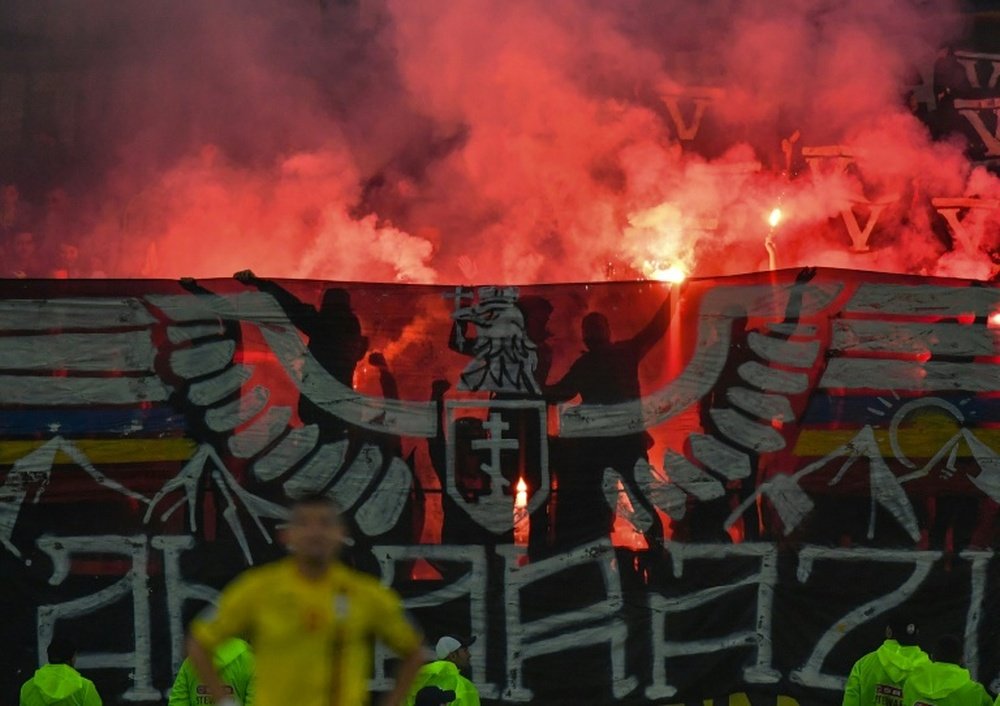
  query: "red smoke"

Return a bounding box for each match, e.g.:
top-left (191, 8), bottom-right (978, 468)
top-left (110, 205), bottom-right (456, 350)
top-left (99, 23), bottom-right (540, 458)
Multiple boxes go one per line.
top-left (8, 0), bottom-right (1000, 283)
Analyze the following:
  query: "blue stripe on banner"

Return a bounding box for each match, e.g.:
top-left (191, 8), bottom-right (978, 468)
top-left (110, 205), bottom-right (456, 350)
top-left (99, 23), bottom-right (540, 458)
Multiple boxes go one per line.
top-left (801, 393), bottom-right (1000, 426)
top-left (0, 407), bottom-right (187, 437)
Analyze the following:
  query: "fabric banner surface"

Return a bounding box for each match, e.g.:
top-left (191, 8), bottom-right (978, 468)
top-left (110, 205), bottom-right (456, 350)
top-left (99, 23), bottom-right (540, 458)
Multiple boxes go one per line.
top-left (2, 269), bottom-right (1000, 705)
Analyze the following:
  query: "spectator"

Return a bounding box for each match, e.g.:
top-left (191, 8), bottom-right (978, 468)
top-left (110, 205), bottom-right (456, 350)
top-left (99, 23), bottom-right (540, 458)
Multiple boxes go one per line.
top-left (20, 637), bottom-right (102, 706)
top-left (37, 187), bottom-right (75, 252)
top-left (169, 638), bottom-right (254, 706)
top-left (52, 243), bottom-right (83, 279)
top-left (0, 184), bottom-right (30, 238)
top-left (902, 635), bottom-right (991, 706)
top-left (933, 45), bottom-right (968, 109)
top-left (406, 637), bottom-right (479, 706)
top-left (842, 615), bottom-right (929, 706)
top-left (9, 231), bottom-right (41, 279)
top-left (930, 45), bottom-right (970, 140)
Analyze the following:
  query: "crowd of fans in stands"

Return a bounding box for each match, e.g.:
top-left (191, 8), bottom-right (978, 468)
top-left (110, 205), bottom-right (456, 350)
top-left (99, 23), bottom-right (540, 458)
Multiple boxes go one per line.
top-left (0, 182), bottom-right (109, 279)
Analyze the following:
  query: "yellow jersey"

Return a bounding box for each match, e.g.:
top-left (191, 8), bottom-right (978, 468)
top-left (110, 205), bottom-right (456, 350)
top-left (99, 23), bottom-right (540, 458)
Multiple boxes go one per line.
top-left (191, 557), bottom-right (421, 706)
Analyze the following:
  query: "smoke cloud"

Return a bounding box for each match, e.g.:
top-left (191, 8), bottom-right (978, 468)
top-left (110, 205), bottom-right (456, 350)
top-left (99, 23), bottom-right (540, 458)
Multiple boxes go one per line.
top-left (5, 0), bottom-right (999, 283)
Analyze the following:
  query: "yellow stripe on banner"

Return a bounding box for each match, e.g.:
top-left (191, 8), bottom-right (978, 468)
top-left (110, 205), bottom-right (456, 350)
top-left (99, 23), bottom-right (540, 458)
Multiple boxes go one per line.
top-left (0, 438), bottom-right (197, 465)
top-left (793, 427), bottom-right (1000, 457)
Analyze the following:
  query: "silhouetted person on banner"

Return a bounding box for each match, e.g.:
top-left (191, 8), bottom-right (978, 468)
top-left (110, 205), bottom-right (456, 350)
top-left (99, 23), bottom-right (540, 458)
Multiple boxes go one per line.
top-left (517, 296), bottom-right (555, 387)
top-left (546, 294), bottom-right (670, 550)
top-left (363, 350), bottom-right (406, 460)
top-left (234, 269), bottom-right (367, 439)
top-left (902, 635), bottom-right (992, 706)
top-left (20, 638), bottom-right (102, 706)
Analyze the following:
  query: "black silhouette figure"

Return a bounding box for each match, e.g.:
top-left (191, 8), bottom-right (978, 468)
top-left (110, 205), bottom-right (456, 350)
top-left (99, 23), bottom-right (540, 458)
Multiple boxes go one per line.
top-left (546, 294), bottom-right (671, 550)
top-left (234, 269), bottom-right (367, 439)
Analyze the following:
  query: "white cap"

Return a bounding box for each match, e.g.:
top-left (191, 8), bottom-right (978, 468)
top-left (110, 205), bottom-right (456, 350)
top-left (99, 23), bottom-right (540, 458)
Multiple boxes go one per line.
top-left (435, 636), bottom-right (463, 660)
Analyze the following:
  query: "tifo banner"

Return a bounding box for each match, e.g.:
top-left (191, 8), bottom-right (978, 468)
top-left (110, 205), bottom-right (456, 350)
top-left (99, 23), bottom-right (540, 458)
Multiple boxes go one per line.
top-left (3, 269), bottom-right (1000, 705)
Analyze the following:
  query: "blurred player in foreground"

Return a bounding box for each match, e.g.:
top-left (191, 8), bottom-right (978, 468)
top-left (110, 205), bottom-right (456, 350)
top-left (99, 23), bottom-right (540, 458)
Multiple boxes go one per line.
top-left (186, 495), bottom-right (424, 706)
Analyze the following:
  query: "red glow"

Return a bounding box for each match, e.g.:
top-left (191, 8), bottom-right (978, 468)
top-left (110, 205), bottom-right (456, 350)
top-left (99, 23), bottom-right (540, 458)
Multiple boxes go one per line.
top-left (9, 2), bottom-right (998, 283)
top-left (990, 312), bottom-right (1000, 329)
top-left (643, 262), bottom-right (688, 283)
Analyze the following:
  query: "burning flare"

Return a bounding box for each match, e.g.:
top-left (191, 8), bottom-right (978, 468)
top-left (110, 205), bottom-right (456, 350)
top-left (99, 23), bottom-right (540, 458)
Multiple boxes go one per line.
top-left (768, 208), bottom-right (783, 228)
top-left (642, 261), bottom-right (687, 283)
top-left (513, 477), bottom-right (529, 547)
top-left (515, 477), bottom-right (528, 509)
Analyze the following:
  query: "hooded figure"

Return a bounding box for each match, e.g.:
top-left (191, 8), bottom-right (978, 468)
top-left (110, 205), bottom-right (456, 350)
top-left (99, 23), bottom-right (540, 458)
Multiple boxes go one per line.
top-left (901, 635), bottom-right (991, 706)
top-left (20, 638), bottom-right (102, 706)
top-left (168, 637), bottom-right (254, 706)
top-left (842, 616), bottom-right (929, 706)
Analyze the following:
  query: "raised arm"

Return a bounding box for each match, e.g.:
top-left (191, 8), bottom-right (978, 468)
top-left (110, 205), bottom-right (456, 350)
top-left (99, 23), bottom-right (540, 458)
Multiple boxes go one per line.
top-left (233, 269), bottom-right (318, 335)
top-left (781, 266), bottom-right (817, 325)
top-left (369, 352), bottom-right (399, 399)
top-left (631, 293), bottom-right (672, 358)
top-left (448, 319), bottom-right (476, 356)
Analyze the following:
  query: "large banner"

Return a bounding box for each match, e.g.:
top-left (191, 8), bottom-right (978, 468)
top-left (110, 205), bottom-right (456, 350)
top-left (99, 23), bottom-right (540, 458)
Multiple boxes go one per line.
top-left (3, 269), bottom-right (1000, 705)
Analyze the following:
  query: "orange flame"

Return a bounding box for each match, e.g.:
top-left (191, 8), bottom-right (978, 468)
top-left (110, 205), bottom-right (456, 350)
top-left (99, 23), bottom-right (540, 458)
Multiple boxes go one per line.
top-left (515, 477), bottom-right (528, 509)
top-left (513, 477), bottom-right (529, 548)
top-left (642, 261), bottom-right (687, 283)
